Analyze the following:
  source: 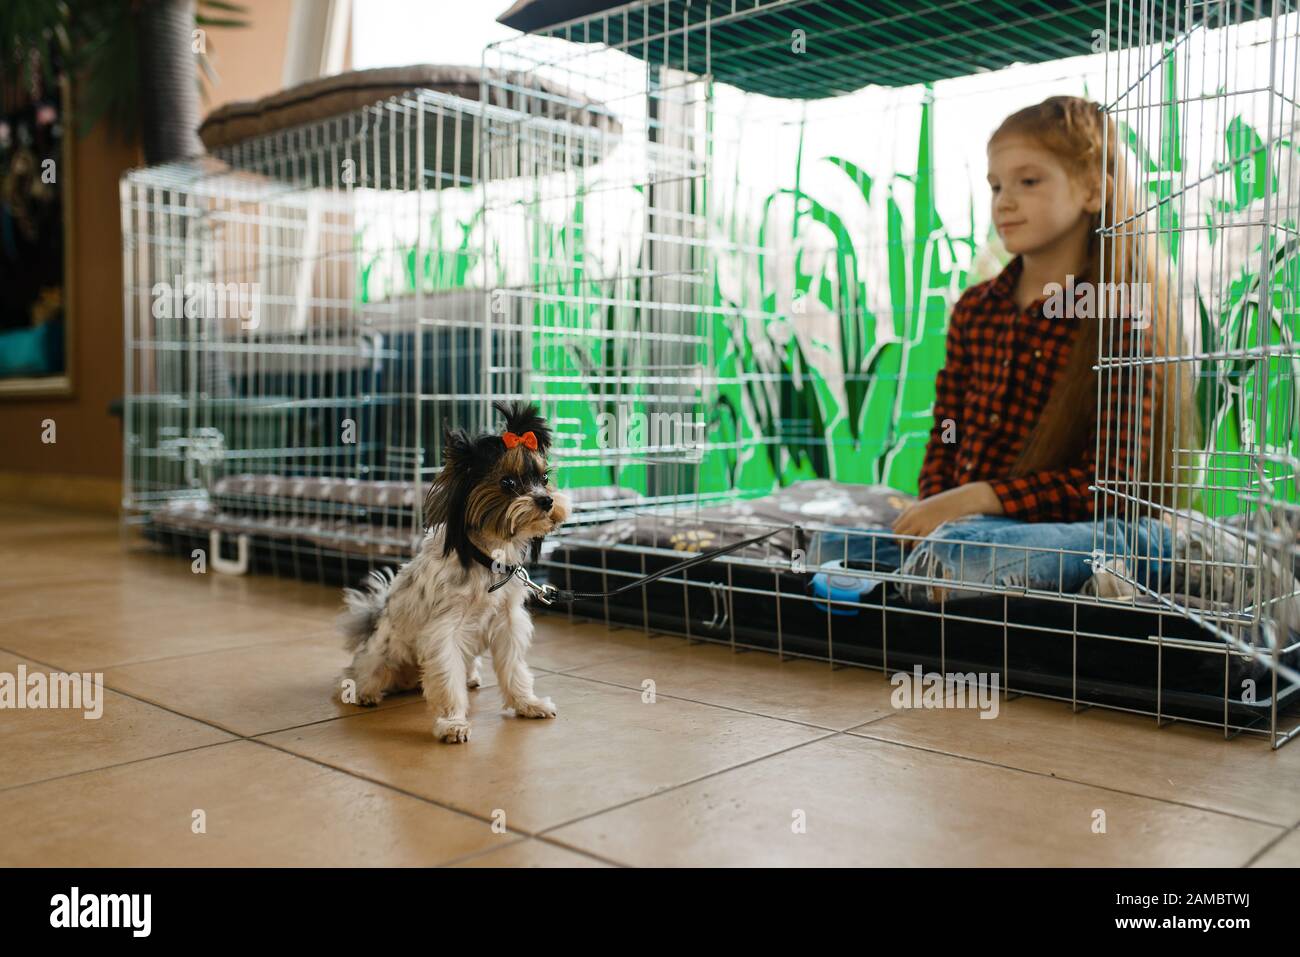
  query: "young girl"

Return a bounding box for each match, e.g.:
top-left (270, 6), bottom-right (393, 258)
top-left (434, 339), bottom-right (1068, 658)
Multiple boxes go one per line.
top-left (863, 96), bottom-right (1200, 602)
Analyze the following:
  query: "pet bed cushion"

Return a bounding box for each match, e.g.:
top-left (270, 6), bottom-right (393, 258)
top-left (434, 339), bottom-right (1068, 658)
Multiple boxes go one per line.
top-left (568, 480), bottom-right (908, 563)
top-left (198, 64), bottom-right (621, 187)
top-left (148, 476), bottom-right (640, 561)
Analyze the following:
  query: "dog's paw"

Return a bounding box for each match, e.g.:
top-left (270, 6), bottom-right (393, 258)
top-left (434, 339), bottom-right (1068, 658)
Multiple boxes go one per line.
top-left (513, 696), bottom-right (557, 719)
top-left (467, 671), bottom-right (482, 690)
top-left (340, 673), bottom-right (383, 707)
top-left (434, 717), bottom-right (472, 744)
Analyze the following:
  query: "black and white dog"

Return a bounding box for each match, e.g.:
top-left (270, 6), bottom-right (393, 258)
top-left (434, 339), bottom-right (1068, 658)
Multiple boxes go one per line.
top-left (338, 400), bottom-right (569, 743)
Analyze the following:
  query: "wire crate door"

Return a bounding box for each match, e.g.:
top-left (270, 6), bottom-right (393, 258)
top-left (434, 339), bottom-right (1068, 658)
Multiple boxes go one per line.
top-left (1097, 1), bottom-right (1300, 692)
top-left (479, 57), bottom-right (714, 506)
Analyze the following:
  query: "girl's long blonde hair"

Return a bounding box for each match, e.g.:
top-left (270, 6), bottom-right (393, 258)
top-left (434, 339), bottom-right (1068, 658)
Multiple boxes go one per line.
top-left (991, 95), bottom-right (1200, 514)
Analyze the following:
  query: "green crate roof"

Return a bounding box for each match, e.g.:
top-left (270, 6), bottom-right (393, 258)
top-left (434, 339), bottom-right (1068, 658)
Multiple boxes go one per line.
top-left (498, 0), bottom-right (1276, 99)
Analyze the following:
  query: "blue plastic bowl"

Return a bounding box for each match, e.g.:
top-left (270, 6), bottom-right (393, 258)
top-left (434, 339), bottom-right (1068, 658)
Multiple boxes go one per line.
top-left (809, 559), bottom-right (882, 617)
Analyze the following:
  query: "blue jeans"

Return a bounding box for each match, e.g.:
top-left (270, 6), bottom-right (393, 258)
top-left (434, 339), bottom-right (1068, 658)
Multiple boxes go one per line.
top-left (808, 514), bottom-right (1175, 608)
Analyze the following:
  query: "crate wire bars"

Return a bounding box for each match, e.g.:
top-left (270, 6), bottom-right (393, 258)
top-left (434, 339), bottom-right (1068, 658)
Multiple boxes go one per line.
top-left (122, 82), bottom-right (619, 576)
top-left (123, 91), bottom-right (485, 575)
top-left (1098, 0), bottom-right (1300, 735)
top-left (119, 0), bottom-right (1300, 748)
top-left (481, 0), bottom-right (1300, 748)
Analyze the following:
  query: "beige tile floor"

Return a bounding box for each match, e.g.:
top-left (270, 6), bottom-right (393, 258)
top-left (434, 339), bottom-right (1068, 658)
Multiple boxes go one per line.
top-left (2, 504), bottom-right (1298, 867)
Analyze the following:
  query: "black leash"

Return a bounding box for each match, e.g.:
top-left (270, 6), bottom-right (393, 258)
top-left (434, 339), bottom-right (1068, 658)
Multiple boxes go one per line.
top-left (472, 523), bottom-right (806, 605)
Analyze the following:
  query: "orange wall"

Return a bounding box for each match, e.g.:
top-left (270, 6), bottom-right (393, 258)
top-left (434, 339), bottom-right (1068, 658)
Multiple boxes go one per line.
top-left (199, 0), bottom-right (295, 111)
top-left (0, 0), bottom-right (308, 483)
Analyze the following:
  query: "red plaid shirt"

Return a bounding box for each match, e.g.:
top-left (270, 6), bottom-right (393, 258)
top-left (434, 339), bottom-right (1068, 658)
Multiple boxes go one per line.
top-left (917, 254), bottom-right (1154, 523)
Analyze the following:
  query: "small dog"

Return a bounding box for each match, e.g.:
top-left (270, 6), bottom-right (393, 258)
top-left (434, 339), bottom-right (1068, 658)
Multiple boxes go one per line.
top-left (338, 400), bottom-right (570, 743)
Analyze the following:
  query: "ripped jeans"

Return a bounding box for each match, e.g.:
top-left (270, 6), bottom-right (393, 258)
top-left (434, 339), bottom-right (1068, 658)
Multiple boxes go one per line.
top-left (809, 513), bottom-right (1176, 606)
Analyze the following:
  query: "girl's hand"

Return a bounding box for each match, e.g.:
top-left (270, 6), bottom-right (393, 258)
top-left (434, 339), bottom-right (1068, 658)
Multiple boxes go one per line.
top-left (891, 482), bottom-right (1004, 543)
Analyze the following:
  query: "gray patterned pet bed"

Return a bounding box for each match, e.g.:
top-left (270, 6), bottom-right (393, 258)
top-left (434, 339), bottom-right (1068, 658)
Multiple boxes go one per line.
top-left (150, 474), bottom-right (641, 560)
top-left (544, 479), bottom-right (1300, 613)
top-left (557, 480), bottom-right (909, 563)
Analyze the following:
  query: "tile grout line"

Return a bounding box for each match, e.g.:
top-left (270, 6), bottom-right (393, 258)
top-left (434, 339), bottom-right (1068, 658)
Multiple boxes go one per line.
top-left (6, 620), bottom-right (1294, 863)
top-left (0, 666), bottom-right (546, 864)
top-left (532, 730), bottom-right (844, 843)
top-left (537, 647), bottom-right (677, 675)
top-left (1241, 820), bottom-right (1299, 867)
top-left (842, 725), bottom-right (1296, 832)
top-left (7, 629), bottom-right (1289, 837)
top-left (538, 622), bottom-right (1300, 739)
top-left (532, 724), bottom-right (1287, 866)
top-left (0, 611), bottom-right (687, 856)
top-left (0, 645), bottom-right (258, 741)
top-left (434, 835), bottom-right (534, 868)
top-left (0, 625), bottom-right (342, 673)
top-left (436, 833), bottom-right (628, 869)
top-left (0, 642), bottom-right (566, 862)
top-left (0, 645), bottom-right (444, 794)
top-left (0, 640), bottom-right (500, 744)
top-left (245, 733), bottom-right (579, 850)
top-left (10, 641), bottom-right (1285, 835)
top-left (0, 739), bottom-right (239, 797)
top-left (241, 673), bottom-right (851, 863)
top-left (243, 660), bottom-right (872, 740)
top-left (516, 831), bottom-right (631, 868)
top-left (250, 690), bottom-right (493, 737)
top-left (2, 638), bottom-right (849, 864)
top-left (530, 669), bottom-right (889, 735)
top-left (0, 637), bottom-right (439, 726)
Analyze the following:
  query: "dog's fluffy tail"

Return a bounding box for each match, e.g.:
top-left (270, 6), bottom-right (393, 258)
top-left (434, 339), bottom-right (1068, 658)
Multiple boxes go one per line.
top-left (338, 566), bottom-right (396, 652)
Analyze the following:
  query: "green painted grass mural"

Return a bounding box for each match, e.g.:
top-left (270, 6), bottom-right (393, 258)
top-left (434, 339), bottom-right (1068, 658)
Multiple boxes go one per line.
top-left (703, 85), bottom-right (976, 496)
top-left (523, 183), bottom-right (653, 492)
top-left (1117, 48), bottom-right (1300, 516)
top-left (351, 52), bottom-right (1299, 520)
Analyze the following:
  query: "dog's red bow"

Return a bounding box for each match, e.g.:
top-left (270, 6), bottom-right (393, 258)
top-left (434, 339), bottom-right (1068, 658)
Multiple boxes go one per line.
top-left (501, 430), bottom-right (538, 451)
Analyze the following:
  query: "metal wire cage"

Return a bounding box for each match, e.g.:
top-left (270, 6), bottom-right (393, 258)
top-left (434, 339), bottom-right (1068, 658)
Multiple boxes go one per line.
top-left (481, 0), bottom-right (1300, 747)
top-left (118, 0), bottom-right (1300, 747)
top-left (120, 82), bottom-right (624, 577)
top-left (1093, 0), bottom-right (1300, 739)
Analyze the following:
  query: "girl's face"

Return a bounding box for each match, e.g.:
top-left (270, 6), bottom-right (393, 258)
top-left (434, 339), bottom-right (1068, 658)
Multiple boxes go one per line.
top-left (986, 134), bottom-right (1100, 256)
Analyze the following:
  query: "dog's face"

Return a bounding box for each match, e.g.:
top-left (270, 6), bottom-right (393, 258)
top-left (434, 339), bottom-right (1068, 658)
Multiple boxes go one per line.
top-left (473, 443), bottom-right (569, 541)
top-left (424, 400), bottom-right (570, 566)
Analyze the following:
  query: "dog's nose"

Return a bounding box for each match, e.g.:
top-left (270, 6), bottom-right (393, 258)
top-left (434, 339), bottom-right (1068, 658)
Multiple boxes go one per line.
top-left (534, 495), bottom-right (554, 512)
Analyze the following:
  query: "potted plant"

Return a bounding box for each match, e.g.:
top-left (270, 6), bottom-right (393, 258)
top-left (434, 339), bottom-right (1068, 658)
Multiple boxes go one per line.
top-left (0, 0), bottom-right (248, 163)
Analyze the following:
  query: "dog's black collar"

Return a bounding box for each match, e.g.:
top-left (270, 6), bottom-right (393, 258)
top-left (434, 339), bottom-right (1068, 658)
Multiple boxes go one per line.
top-left (466, 540), bottom-right (505, 571)
top-left (465, 540), bottom-right (517, 577)
top-left (464, 539), bottom-right (543, 597)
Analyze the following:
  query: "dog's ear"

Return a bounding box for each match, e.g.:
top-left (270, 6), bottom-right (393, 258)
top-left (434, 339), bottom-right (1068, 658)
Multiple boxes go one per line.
top-left (423, 427), bottom-right (472, 533)
top-left (440, 425), bottom-right (476, 473)
top-left (492, 399), bottom-right (552, 455)
top-left (424, 425), bottom-right (506, 568)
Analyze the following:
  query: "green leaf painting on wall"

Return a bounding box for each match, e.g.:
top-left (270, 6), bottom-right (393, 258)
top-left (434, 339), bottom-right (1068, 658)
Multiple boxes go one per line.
top-left (1102, 42), bottom-right (1300, 517)
top-left (349, 57), bottom-right (1299, 518)
top-left (701, 84), bottom-right (974, 497)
